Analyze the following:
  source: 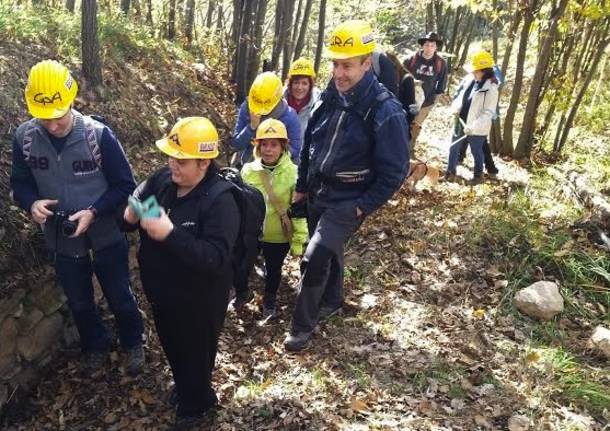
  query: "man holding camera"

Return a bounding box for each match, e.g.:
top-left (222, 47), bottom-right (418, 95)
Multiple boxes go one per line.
top-left (10, 60), bottom-right (144, 375)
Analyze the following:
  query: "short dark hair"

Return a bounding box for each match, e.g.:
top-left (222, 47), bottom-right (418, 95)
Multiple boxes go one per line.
top-left (478, 67), bottom-right (498, 84)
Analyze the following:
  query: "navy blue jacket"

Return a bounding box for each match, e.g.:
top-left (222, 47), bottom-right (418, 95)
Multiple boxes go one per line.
top-left (296, 71), bottom-right (410, 215)
top-left (231, 100), bottom-right (302, 165)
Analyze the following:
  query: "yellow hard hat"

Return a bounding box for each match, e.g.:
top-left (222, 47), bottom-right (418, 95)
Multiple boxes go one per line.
top-left (254, 119), bottom-right (288, 142)
top-left (325, 20), bottom-right (376, 59)
top-left (156, 117), bottom-right (219, 159)
top-left (288, 57), bottom-right (316, 78)
top-left (470, 50), bottom-right (495, 72)
top-left (25, 60), bottom-right (78, 119)
top-left (248, 72), bottom-right (283, 116)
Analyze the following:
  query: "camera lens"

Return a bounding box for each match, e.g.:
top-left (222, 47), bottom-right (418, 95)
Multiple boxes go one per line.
top-left (62, 220), bottom-right (77, 236)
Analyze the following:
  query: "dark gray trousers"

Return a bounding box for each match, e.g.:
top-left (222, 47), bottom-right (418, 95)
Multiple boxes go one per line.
top-left (290, 198), bottom-right (363, 333)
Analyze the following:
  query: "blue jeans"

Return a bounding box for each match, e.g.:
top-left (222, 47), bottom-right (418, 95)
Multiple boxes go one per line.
top-left (55, 238), bottom-right (143, 353)
top-left (447, 135), bottom-right (486, 178)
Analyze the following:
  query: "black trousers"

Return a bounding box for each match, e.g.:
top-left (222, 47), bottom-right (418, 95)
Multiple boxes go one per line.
top-left (151, 289), bottom-right (228, 417)
top-left (261, 242), bottom-right (290, 307)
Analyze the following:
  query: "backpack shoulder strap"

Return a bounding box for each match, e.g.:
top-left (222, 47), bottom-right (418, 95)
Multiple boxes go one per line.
top-left (372, 51), bottom-right (381, 77)
top-left (22, 121), bottom-right (37, 162)
top-left (434, 55), bottom-right (443, 75)
top-left (83, 116), bottom-right (103, 170)
top-left (197, 175), bottom-right (234, 218)
top-left (408, 53), bottom-right (418, 72)
top-left (362, 90), bottom-right (393, 137)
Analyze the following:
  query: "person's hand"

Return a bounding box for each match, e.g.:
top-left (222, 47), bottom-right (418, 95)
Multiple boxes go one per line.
top-left (408, 104), bottom-right (419, 116)
top-left (123, 205), bottom-right (139, 225)
top-left (140, 208), bottom-right (174, 241)
top-left (292, 192), bottom-right (307, 203)
top-left (463, 126), bottom-right (473, 135)
top-left (68, 209), bottom-right (96, 237)
top-left (30, 199), bottom-right (58, 224)
top-left (249, 113), bottom-right (261, 130)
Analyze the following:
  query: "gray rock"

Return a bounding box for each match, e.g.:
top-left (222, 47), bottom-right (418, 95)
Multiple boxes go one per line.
top-left (17, 314), bottom-right (63, 362)
top-left (29, 283), bottom-right (66, 316)
top-left (17, 306), bottom-right (44, 334)
top-left (0, 317), bottom-right (19, 376)
top-left (0, 384), bottom-right (8, 408)
top-left (0, 289), bottom-right (26, 319)
top-left (508, 414), bottom-right (530, 431)
top-left (514, 281), bottom-right (564, 320)
top-left (588, 326), bottom-right (610, 359)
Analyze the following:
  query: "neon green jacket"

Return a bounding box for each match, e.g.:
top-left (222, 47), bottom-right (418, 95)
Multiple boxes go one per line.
top-left (241, 152), bottom-right (308, 255)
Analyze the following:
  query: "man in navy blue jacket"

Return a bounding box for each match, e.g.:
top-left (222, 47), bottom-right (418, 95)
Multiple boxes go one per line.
top-left (284, 21), bottom-right (410, 351)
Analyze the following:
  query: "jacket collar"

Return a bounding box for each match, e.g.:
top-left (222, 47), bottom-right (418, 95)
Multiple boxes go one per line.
top-left (326, 70), bottom-right (375, 107)
top-left (249, 151), bottom-right (291, 171)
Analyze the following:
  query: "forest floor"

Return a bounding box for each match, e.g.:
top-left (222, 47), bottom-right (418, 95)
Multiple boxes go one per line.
top-left (4, 102), bottom-right (609, 431)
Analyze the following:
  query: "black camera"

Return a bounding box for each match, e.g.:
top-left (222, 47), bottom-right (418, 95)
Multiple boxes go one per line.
top-left (287, 200), bottom-right (307, 219)
top-left (53, 209), bottom-right (78, 236)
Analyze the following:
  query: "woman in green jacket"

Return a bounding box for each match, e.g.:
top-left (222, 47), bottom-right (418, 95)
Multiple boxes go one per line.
top-left (241, 118), bottom-right (308, 320)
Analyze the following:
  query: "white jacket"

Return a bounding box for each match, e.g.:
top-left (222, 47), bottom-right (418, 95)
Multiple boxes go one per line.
top-left (451, 77), bottom-right (499, 136)
top-left (284, 87), bottom-right (321, 143)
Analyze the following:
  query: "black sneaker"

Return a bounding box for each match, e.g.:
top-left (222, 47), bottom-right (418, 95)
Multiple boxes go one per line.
top-left (231, 290), bottom-right (254, 310)
top-left (469, 176), bottom-right (483, 185)
top-left (81, 351), bottom-right (108, 375)
top-left (284, 331), bottom-right (312, 352)
top-left (318, 305), bottom-right (342, 320)
top-left (125, 345), bottom-right (144, 376)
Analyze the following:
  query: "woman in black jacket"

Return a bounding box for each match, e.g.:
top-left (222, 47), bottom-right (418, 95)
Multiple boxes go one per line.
top-left (124, 117), bottom-right (239, 429)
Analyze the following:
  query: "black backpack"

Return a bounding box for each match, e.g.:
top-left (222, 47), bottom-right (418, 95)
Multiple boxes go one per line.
top-left (200, 167), bottom-right (265, 272)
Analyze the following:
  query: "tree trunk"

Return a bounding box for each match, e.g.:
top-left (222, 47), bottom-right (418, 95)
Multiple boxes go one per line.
top-left (81, 0), bottom-right (103, 87)
top-left (234, 0), bottom-right (255, 103)
top-left (281, 0), bottom-right (296, 80)
top-left (514, 0), bottom-right (569, 159)
top-left (554, 28), bottom-right (610, 154)
top-left (66, 0), bottom-right (75, 12)
top-left (502, 9), bottom-right (534, 156)
top-left (447, 6), bottom-right (463, 56)
top-left (120, 0), bottom-right (130, 14)
top-left (247, 0), bottom-right (269, 84)
top-left (167, 0), bottom-right (176, 40)
top-left (231, 0), bottom-right (244, 80)
top-left (184, 0), bottom-right (196, 44)
top-left (206, 0), bottom-right (215, 28)
top-left (314, 0), bottom-right (327, 74)
top-left (270, 0), bottom-right (286, 71)
top-left (146, 0), bottom-right (153, 26)
top-left (457, 13), bottom-right (476, 68)
top-left (293, 0), bottom-right (313, 61)
top-left (426, 2), bottom-right (434, 32)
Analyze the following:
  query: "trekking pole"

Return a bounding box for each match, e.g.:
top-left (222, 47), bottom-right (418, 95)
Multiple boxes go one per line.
top-left (449, 134), bottom-right (467, 146)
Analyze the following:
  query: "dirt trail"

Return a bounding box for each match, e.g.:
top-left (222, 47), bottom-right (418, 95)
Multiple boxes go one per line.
top-left (6, 103), bottom-right (607, 431)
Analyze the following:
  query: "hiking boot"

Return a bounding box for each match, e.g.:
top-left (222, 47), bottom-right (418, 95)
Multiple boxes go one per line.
top-left (284, 331), bottom-right (312, 352)
top-left (174, 407), bottom-right (217, 430)
top-left (444, 173), bottom-right (458, 183)
top-left (231, 290), bottom-right (254, 310)
top-left (125, 345), bottom-right (145, 376)
top-left (469, 176), bottom-right (483, 186)
top-left (487, 172), bottom-right (498, 179)
top-left (261, 305), bottom-right (277, 320)
top-left (318, 305), bottom-right (342, 320)
top-left (81, 351), bottom-right (108, 375)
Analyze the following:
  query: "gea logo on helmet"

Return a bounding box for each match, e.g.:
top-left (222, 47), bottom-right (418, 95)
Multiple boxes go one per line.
top-left (264, 126), bottom-right (277, 134)
top-left (33, 91), bottom-right (62, 106)
top-left (293, 63), bottom-right (308, 71)
top-left (331, 36), bottom-right (354, 47)
top-left (198, 142), bottom-right (216, 153)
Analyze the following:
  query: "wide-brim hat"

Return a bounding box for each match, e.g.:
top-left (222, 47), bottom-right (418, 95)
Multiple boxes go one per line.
top-left (418, 32), bottom-right (443, 48)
